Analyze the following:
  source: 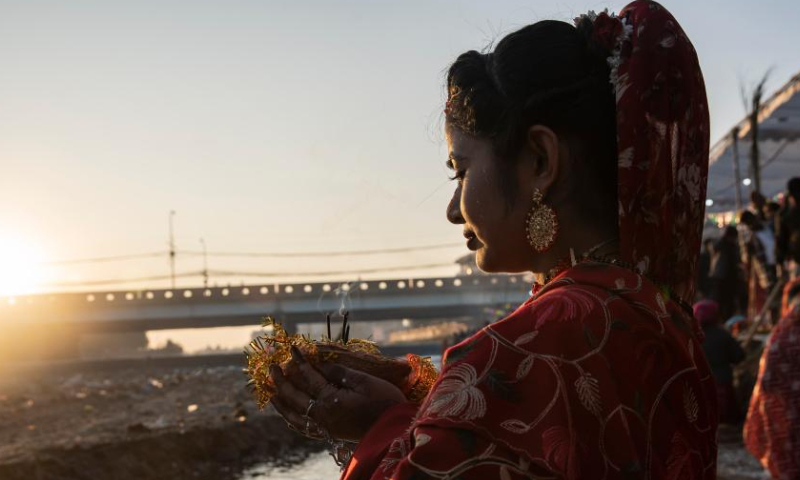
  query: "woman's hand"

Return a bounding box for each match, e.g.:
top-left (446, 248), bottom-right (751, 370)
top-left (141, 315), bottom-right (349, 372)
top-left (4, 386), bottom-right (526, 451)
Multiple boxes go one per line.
top-left (269, 346), bottom-right (407, 442)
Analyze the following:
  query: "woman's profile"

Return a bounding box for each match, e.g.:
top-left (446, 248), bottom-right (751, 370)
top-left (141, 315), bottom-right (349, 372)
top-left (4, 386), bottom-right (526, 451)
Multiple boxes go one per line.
top-left (268, 1), bottom-right (718, 478)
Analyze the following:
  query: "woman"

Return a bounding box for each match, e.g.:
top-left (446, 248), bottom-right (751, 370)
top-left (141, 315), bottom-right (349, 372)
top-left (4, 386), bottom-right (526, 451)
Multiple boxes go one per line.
top-left (694, 299), bottom-right (745, 424)
top-left (739, 210), bottom-right (779, 326)
top-left (269, 1), bottom-right (718, 478)
top-left (744, 279), bottom-right (800, 479)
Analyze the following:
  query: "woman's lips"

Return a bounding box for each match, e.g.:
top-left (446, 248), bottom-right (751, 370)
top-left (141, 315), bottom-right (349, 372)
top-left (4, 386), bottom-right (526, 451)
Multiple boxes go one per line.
top-left (464, 232), bottom-right (482, 250)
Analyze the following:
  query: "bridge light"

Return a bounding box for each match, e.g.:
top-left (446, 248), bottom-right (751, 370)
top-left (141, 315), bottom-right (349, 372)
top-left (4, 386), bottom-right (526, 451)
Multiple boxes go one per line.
top-left (434, 279), bottom-right (443, 287)
top-left (466, 267), bottom-right (473, 275)
top-left (86, 294), bottom-right (96, 302)
top-left (360, 283), bottom-right (368, 291)
top-left (242, 288), bottom-right (250, 295)
top-left (125, 293), bottom-right (134, 301)
top-left (259, 286), bottom-right (268, 295)
top-left (204, 289), bottom-right (212, 297)
top-left (164, 291), bottom-right (173, 299)
top-left (341, 284), bottom-right (351, 292)
top-left (416, 280), bottom-right (425, 288)
top-left (743, 178), bottom-right (752, 186)
top-left (453, 278), bottom-right (462, 287)
top-left (401, 319), bottom-right (412, 327)
top-left (183, 290), bottom-right (193, 298)
top-left (705, 198), bottom-right (714, 207)
top-left (397, 281), bottom-right (406, 289)
top-left (322, 284), bottom-right (331, 292)
top-left (304, 285), bottom-right (313, 293)
top-left (491, 278), bottom-right (498, 284)
top-left (285, 286), bottom-right (294, 293)
top-left (106, 293), bottom-right (115, 301)
top-left (221, 288), bottom-right (230, 296)
top-left (379, 282), bottom-right (388, 290)
top-left (145, 292), bottom-right (154, 300)
top-left (509, 276), bottom-right (518, 284)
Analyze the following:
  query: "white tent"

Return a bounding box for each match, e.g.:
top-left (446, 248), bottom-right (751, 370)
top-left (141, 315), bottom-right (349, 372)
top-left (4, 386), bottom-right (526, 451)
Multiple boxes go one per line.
top-left (706, 72), bottom-right (800, 213)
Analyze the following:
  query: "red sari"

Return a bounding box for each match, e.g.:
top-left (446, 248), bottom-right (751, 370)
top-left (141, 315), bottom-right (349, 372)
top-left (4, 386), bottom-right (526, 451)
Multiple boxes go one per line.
top-left (744, 281), bottom-right (800, 480)
top-left (343, 263), bottom-right (717, 480)
top-left (342, 1), bottom-right (715, 478)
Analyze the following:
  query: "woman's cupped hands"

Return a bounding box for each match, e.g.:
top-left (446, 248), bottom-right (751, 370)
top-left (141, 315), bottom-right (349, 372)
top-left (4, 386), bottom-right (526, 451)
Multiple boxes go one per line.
top-left (268, 345), bottom-right (407, 442)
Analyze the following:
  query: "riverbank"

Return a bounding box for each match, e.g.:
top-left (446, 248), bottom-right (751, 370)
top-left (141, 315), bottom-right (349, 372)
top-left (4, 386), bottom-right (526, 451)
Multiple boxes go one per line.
top-left (0, 361), bottom-right (325, 480)
top-left (0, 357), bottom-right (769, 479)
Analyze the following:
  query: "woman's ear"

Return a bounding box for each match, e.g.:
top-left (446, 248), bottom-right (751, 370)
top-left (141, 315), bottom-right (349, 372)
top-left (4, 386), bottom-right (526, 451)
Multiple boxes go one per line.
top-left (522, 125), bottom-right (561, 196)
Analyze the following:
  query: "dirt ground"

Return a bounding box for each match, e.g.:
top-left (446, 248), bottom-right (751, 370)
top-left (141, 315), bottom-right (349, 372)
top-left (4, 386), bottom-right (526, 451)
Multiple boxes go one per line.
top-left (0, 361), bottom-right (323, 480)
top-left (0, 358), bottom-right (773, 480)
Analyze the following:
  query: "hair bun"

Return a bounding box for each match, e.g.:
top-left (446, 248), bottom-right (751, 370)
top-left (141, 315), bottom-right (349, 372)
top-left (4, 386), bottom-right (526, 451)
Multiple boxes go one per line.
top-left (574, 14), bottom-right (615, 77)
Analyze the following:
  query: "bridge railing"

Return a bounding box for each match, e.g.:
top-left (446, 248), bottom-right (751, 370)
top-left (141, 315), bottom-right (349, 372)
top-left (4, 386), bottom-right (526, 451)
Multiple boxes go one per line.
top-left (0, 274), bottom-right (532, 311)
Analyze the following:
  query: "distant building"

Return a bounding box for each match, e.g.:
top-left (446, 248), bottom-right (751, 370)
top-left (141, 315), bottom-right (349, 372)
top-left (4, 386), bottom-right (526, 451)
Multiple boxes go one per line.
top-left (706, 72), bottom-right (800, 216)
top-left (456, 253), bottom-right (482, 276)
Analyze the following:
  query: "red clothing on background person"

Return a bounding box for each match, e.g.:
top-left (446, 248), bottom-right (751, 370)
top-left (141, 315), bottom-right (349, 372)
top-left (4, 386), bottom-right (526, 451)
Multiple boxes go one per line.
top-left (341, 2), bottom-right (717, 479)
top-left (744, 280), bottom-right (800, 480)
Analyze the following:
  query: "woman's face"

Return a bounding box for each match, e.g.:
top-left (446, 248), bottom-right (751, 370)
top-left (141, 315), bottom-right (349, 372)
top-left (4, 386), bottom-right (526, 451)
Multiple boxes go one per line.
top-left (445, 125), bottom-right (533, 273)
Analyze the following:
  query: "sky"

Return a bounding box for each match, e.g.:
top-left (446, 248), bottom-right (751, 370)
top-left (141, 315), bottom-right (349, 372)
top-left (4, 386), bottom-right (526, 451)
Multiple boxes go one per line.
top-left (1, 0), bottom-right (799, 296)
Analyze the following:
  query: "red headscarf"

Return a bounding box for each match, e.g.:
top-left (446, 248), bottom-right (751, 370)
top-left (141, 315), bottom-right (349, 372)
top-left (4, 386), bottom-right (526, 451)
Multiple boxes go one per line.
top-left (693, 299), bottom-right (720, 326)
top-left (585, 2), bottom-right (710, 307)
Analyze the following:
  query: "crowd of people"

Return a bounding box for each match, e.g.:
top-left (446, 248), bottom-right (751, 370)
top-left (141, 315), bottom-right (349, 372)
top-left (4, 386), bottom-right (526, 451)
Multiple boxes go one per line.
top-left (699, 178), bottom-right (800, 328)
top-left (695, 177), bottom-right (800, 479)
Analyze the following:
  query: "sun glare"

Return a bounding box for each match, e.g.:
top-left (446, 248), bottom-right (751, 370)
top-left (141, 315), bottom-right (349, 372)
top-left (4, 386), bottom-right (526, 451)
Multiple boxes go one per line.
top-left (0, 235), bottom-right (45, 297)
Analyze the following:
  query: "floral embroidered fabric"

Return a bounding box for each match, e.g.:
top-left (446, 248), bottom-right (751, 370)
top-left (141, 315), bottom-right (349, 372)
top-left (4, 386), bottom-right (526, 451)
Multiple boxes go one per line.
top-left (608, 1), bottom-right (710, 306)
top-left (744, 280), bottom-right (800, 480)
top-left (342, 263), bottom-right (717, 480)
top-left (340, 1), bottom-right (715, 478)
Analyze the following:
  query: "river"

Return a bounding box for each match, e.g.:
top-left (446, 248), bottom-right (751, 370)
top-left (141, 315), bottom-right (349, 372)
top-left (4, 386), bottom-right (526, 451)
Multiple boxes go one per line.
top-left (239, 451), bottom-right (342, 480)
top-left (239, 355), bottom-right (446, 480)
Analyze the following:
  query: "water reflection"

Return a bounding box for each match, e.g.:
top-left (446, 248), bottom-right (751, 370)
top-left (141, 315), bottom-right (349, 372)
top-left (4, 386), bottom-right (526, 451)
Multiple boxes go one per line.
top-left (239, 451), bottom-right (341, 480)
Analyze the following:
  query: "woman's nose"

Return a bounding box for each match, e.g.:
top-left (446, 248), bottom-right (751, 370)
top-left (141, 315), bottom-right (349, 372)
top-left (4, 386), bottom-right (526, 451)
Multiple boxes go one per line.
top-left (446, 189), bottom-right (465, 225)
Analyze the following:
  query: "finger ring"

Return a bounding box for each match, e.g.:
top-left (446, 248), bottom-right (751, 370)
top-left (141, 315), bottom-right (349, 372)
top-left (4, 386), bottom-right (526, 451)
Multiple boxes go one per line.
top-left (305, 399), bottom-right (316, 417)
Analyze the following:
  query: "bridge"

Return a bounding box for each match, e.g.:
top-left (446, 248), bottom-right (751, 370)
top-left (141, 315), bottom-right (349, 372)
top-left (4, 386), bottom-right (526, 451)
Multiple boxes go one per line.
top-left (0, 274), bottom-right (532, 333)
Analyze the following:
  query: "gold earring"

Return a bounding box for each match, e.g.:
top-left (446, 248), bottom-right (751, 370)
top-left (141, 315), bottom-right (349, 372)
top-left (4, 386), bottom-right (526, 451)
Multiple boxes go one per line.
top-left (525, 189), bottom-right (558, 253)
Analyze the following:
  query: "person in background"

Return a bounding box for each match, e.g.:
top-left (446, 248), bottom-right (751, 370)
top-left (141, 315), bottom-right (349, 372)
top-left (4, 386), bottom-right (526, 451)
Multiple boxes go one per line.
top-left (763, 202), bottom-right (781, 235)
top-left (751, 191), bottom-right (767, 221)
top-left (711, 226), bottom-right (743, 320)
top-left (744, 279), bottom-right (800, 480)
top-left (740, 210), bottom-right (778, 324)
top-left (777, 177), bottom-right (800, 280)
top-left (694, 299), bottom-right (745, 424)
top-left (697, 238), bottom-right (714, 299)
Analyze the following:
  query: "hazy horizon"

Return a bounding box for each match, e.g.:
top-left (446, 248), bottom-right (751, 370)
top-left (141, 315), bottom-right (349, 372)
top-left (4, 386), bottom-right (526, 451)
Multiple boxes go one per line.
top-left (1, 0), bottom-right (799, 296)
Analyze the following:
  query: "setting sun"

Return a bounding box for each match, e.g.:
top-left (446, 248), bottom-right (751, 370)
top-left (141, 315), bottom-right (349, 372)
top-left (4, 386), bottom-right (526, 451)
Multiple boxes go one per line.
top-left (0, 235), bottom-right (45, 297)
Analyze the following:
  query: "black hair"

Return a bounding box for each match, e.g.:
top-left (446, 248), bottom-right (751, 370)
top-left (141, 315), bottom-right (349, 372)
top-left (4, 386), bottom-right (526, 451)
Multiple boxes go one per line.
top-left (445, 19), bottom-right (618, 219)
top-left (788, 177), bottom-right (800, 200)
top-left (787, 282), bottom-right (800, 304)
top-left (739, 210), bottom-right (760, 229)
